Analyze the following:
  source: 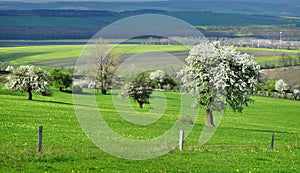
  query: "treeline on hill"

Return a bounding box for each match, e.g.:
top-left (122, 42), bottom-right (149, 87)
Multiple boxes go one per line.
top-left (0, 9), bottom-right (165, 40)
top-left (1, 10), bottom-right (300, 40)
top-left (0, 26), bottom-right (99, 40)
top-left (0, 9), bottom-right (165, 17)
top-left (262, 53), bottom-right (300, 69)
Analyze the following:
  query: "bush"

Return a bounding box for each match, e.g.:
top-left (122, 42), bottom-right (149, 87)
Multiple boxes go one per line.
top-left (72, 85), bottom-right (83, 93)
top-left (50, 68), bottom-right (73, 91)
top-left (41, 89), bottom-right (52, 96)
top-left (0, 75), bottom-right (8, 83)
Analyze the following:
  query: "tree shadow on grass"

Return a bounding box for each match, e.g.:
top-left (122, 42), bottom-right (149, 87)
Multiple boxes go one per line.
top-left (33, 99), bottom-right (99, 107)
top-left (150, 95), bottom-right (177, 100)
top-left (226, 126), bottom-right (289, 134)
top-left (61, 90), bottom-right (93, 95)
top-left (94, 92), bottom-right (119, 96)
top-left (33, 99), bottom-right (74, 106)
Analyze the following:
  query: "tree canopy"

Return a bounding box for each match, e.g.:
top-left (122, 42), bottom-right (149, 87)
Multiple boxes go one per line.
top-left (89, 39), bottom-right (119, 94)
top-left (121, 73), bottom-right (153, 109)
top-left (275, 79), bottom-right (289, 93)
top-left (5, 65), bottom-right (50, 100)
top-left (50, 68), bottom-right (73, 91)
top-left (179, 41), bottom-right (263, 126)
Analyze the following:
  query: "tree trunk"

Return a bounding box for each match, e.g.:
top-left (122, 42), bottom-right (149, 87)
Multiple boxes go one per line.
top-left (206, 109), bottom-right (215, 126)
top-left (139, 102), bottom-right (143, 109)
top-left (101, 88), bottom-right (107, 94)
top-left (28, 88), bottom-right (33, 100)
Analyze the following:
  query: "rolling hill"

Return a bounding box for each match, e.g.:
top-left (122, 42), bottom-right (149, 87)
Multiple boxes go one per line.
top-left (0, 9), bottom-right (300, 40)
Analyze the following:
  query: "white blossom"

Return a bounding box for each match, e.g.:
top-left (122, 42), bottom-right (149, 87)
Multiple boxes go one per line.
top-left (179, 41), bottom-right (263, 112)
top-left (275, 79), bottom-right (289, 93)
top-left (149, 70), bottom-right (166, 82)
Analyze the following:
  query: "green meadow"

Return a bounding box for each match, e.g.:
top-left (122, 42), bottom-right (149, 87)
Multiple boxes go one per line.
top-left (0, 44), bottom-right (299, 69)
top-left (0, 44), bottom-right (189, 68)
top-left (0, 43), bottom-right (299, 172)
top-left (0, 45), bottom-right (84, 66)
top-left (236, 47), bottom-right (300, 64)
top-left (0, 3), bottom-right (300, 172)
top-left (0, 85), bottom-right (299, 172)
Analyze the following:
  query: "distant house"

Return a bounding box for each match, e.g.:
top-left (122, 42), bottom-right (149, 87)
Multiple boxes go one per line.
top-left (0, 66), bottom-right (13, 75)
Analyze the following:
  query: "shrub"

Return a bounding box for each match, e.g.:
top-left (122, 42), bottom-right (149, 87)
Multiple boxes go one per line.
top-left (72, 85), bottom-right (83, 93)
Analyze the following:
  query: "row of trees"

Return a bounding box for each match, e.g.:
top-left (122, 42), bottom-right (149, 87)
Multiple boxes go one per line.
top-left (262, 54), bottom-right (300, 69)
top-left (198, 24), bottom-right (300, 41)
top-left (260, 78), bottom-right (300, 100)
top-left (0, 26), bottom-right (99, 40)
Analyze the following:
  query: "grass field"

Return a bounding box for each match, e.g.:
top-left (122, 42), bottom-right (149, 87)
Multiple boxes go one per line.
top-left (0, 45), bottom-right (84, 67)
top-left (0, 44), bottom-right (299, 86)
top-left (0, 44), bottom-right (189, 67)
top-left (236, 47), bottom-right (300, 64)
top-left (0, 44), bottom-right (299, 69)
top-left (0, 84), bottom-right (299, 172)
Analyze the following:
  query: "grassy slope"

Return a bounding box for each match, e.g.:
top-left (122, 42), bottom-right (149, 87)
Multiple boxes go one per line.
top-left (0, 45), bottom-right (84, 65)
top-left (0, 85), bottom-right (299, 172)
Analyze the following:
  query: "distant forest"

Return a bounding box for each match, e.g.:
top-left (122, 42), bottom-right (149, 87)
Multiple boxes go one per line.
top-left (0, 9), bottom-right (165, 17)
top-left (0, 10), bottom-right (300, 40)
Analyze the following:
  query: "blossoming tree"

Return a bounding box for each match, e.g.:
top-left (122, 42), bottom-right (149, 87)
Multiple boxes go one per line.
top-left (275, 79), bottom-right (289, 94)
top-left (5, 65), bottom-right (50, 100)
top-left (179, 41), bottom-right (263, 126)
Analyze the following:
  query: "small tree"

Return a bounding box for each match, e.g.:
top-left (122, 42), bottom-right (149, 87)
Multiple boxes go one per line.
top-left (275, 79), bottom-right (289, 98)
top-left (293, 89), bottom-right (300, 100)
top-left (179, 41), bottom-right (263, 126)
top-left (292, 84), bottom-right (300, 100)
top-left (6, 65), bottom-right (50, 100)
top-left (265, 78), bottom-right (276, 96)
top-left (50, 68), bottom-right (73, 91)
top-left (121, 73), bottom-right (153, 108)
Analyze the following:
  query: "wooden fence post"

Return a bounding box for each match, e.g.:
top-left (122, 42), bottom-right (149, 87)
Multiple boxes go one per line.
top-left (270, 132), bottom-right (275, 150)
top-left (179, 130), bottom-right (184, 151)
top-left (38, 126), bottom-right (43, 153)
